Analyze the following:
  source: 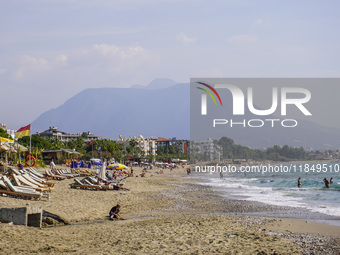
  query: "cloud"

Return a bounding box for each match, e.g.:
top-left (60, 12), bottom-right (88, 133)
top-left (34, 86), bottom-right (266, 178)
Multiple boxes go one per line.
top-left (227, 34), bottom-right (258, 45)
top-left (0, 69), bottom-right (7, 75)
top-left (70, 44), bottom-right (159, 75)
top-left (13, 55), bottom-right (50, 81)
top-left (56, 54), bottom-right (68, 64)
top-left (255, 19), bottom-right (263, 25)
top-left (10, 44), bottom-right (158, 83)
top-left (176, 32), bottom-right (196, 43)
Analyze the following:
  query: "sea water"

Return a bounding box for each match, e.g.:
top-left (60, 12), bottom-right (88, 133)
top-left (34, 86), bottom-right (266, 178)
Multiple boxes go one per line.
top-left (193, 162), bottom-right (340, 218)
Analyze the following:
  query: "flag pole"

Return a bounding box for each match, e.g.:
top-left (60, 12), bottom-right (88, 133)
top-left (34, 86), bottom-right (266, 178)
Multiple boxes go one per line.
top-left (29, 124), bottom-right (32, 155)
top-left (29, 124), bottom-right (32, 167)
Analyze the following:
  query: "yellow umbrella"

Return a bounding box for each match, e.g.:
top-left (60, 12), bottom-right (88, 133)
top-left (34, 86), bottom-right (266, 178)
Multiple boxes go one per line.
top-left (0, 137), bottom-right (14, 143)
top-left (107, 163), bottom-right (127, 169)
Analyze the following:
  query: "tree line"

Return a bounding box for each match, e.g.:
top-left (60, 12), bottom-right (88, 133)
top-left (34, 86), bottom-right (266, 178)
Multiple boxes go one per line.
top-left (216, 137), bottom-right (308, 161)
top-left (11, 131), bottom-right (189, 163)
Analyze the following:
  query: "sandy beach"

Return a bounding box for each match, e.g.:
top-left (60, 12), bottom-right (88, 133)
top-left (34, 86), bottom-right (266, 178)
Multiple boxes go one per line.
top-left (0, 166), bottom-right (339, 254)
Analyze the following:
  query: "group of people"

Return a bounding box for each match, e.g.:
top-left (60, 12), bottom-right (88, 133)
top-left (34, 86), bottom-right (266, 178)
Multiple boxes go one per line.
top-left (323, 177), bottom-right (333, 188)
top-left (298, 177), bottom-right (334, 188)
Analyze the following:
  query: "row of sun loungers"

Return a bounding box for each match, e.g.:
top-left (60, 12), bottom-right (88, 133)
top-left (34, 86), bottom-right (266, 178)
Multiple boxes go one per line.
top-left (43, 168), bottom-right (80, 180)
top-left (74, 168), bottom-right (95, 176)
top-left (70, 176), bottom-right (128, 191)
top-left (0, 169), bottom-right (53, 199)
top-left (7, 167), bottom-right (55, 189)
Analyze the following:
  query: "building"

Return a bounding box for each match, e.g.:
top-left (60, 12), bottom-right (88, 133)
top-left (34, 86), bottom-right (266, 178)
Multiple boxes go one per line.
top-left (154, 138), bottom-right (172, 147)
top-left (35, 127), bottom-right (101, 142)
top-left (42, 149), bottom-right (81, 164)
top-left (117, 136), bottom-right (189, 159)
top-left (117, 135), bottom-right (157, 157)
top-left (0, 124), bottom-right (15, 139)
top-left (191, 138), bottom-right (222, 161)
top-left (172, 139), bottom-right (190, 154)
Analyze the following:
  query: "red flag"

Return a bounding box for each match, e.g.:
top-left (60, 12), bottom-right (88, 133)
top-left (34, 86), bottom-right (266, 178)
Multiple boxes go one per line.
top-left (88, 141), bottom-right (93, 146)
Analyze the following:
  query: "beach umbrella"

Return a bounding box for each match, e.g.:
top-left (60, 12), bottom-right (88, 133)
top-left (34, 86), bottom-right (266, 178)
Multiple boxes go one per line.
top-left (107, 163), bottom-right (127, 170)
top-left (0, 137), bottom-right (14, 143)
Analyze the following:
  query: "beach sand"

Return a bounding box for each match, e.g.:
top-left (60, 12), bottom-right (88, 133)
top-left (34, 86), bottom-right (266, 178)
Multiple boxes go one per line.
top-left (0, 166), bottom-right (339, 254)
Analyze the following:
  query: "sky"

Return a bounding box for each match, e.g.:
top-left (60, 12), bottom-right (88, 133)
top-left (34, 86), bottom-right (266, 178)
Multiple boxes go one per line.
top-left (1, 0), bottom-right (340, 131)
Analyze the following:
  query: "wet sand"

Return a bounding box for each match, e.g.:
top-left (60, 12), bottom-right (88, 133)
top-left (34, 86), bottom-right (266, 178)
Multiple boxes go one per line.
top-left (0, 166), bottom-right (339, 254)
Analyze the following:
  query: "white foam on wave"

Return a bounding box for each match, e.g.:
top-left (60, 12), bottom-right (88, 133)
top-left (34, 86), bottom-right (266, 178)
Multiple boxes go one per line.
top-left (198, 177), bottom-right (340, 217)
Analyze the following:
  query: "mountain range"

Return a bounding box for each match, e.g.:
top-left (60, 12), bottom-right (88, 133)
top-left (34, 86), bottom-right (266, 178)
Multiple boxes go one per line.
top-left (32, 79), bottom-right (189, 140)
top-left (32, 78), bottom-right (340, 149)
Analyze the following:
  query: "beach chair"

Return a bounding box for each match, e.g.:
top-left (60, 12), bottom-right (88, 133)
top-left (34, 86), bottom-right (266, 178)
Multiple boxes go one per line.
top-left (70, 178), bottom-right (102, 190)
top-left (74, 169), bottom-right (92, 177)
top-left (14, 175), bottom-right (51, 192)
top-left (22, 174), bottom-right (50, 188)
top-left (0, 179), bottom-right (8, 190)
top-left (57, 169), bottom-right (75, 178)
top-left (27, 167), bottom-right (47, 179)
top-left (45, 169), bottom-right (66, 180)
top-left (0, 176), bottom-right (44, 200)
top-left (26, 172), bottom-right (55, 188)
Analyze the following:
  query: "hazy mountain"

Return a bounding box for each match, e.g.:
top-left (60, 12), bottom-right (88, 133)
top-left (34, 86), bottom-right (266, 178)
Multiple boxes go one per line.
top-left (32, 80), bottom-right (190, 140)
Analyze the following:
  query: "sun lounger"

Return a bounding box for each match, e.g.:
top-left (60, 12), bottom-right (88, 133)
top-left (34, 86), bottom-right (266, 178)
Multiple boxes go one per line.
top-left (15, 175), bottom-right (51, 192)
top-left (27, 173), bottom-right (55, 188)
top-left (27, 167), bottom-right (46, 178)
top-left (0, 176), bottom-right (45, 200)
top-left (70, 178), bottom-right (110, 190)
top-left (0, 179), bottom-right (8, 190)
top-left (95, 176), bottom-right (125, 186)
top-left (74, 169), bottom-right (93, 176)
top-left (83, 179), bottom-right (96, 186)
top-left (9, 167), bottom-right (22, 175)
top-left (44, 169), bottom-right (66, 180)
top-left (70, 183), bottom-right (102, 190)
top-left (56, 169), bottom-right (74, 178)
top-left (22, 174), bottom-right (50, 188)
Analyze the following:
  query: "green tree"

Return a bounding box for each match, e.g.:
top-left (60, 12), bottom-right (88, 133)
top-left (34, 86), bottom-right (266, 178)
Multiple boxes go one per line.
top-left (0, 128), bottom-right (12, 139)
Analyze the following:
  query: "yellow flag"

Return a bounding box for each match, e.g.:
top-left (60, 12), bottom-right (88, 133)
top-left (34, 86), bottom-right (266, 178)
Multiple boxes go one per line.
top-left (15, 124), bottom-right (31, 138)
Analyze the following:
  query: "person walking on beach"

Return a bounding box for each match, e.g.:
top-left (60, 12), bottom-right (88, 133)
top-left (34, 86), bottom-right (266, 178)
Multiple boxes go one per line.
top-left (298, 177), bottom-right (302, 188)
top-left (323, 178), bottom-right (330, 188)
top-left (50, 159), bottom-right (56, 171)
top-left (109, 204), bottom-right (123, 220)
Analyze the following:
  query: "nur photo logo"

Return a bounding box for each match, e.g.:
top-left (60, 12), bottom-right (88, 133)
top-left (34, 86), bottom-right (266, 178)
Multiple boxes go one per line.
top-left (195, 80), bottom-right (312, 128)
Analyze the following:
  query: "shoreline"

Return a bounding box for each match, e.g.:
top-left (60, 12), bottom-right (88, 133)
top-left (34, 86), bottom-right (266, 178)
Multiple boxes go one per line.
top-left (0, 166), bottom-right (339, 254)
top-left (191, 172), bottom-right (340, 227)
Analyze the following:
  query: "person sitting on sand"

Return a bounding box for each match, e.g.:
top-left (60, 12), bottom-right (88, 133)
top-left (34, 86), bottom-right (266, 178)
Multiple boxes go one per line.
top-left (109, 204), bottom-right (123, 220)
top-left (298, 177), bottom-right (302, 188)
top-left (323, 178), bottom-right (330, 188)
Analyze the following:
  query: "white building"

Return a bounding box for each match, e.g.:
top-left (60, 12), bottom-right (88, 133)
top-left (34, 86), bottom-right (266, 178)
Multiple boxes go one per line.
top-left (118, 135), bottom-right (157, 157)
top-left (191, 138), bottom-right (222, 161)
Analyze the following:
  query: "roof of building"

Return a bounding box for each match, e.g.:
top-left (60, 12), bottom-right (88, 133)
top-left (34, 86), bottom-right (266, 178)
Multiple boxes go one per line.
top-left (42, 149), bottom-right (81, 154)
top-left (155, 138), bottom-right (171, 142)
